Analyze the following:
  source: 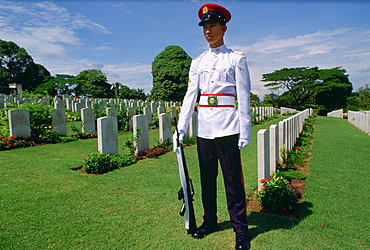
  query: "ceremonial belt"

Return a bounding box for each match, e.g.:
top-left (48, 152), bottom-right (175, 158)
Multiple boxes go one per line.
top-left (199, 94), bottom-right (235, 108)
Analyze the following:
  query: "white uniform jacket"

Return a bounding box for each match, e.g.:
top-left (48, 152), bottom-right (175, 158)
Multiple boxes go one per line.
top-left (178, 44), bottom-right (251, 140)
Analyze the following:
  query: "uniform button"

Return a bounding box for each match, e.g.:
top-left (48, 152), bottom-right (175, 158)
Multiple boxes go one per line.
top-left (210, 108), bottom-right (213, 111)
top-left (214, 55), bottom-right (217, 58)
top-left (211, 81), bottom-right (214, 83)
top-left (212, 67), bottom-right (215, 70)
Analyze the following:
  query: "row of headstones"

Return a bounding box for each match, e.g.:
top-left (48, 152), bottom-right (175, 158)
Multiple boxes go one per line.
top-left (256, 108), bottom-right (313, 190)
top-left (327, 109), bottom-right (345, 118)
top-left (54, 97), bottom-right (178, 114)
top-left (0, 95), bottom-right (50, 108)
top-left (280, 107), bottom-right (298, 115)
top-left (6, 104), bottom-right (180, 139)
top-left (347, 110), bottom-right (370, 135)
top-left (99, 106), bottom-right (280, 155)
top-left (97, 112), bottom-right (198, 155)
top-left (0, 94), bottom-right (178, 115)
top-left (251, 106), bottom-right (280, 121)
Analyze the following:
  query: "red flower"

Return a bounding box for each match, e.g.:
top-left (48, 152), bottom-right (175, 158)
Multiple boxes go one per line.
top-left (295, 147), bottom-right (300, 150)
top-left (82, 158), bottom-right (88, 161)
top-left (283, 208), bottom-right (287, 211)
top-left (260, 178), bottom-right (268, 183)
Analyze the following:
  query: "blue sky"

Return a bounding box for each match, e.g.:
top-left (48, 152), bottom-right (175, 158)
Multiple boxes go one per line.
top-left (1, 0), bottom-right (369, 98)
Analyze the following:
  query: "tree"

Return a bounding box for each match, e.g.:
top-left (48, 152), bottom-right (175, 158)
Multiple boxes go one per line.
top-left (262, 66), bottom-right (352, 110)
top-left (262, 67), bottom-right (320, 109)
top-left (315, 67), bottom-right (352, 110)
top-left (113, 82), bottom-right (146, 100)
top-left (151, 45), bottom-right (192, 101)
top-left (357, 83), bottom-right (370, 110)
top-left (34, 74), bottom-right (78, 96)
top-left (75, 69), bottom-right (112, 98)
top-left (0, 40), bottom-right (48, 92)
top-left (261, 93), bottom-right (280, 107)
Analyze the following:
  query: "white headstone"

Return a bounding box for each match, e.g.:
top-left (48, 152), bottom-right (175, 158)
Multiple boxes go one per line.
top-left (54, 100), bottom-right (65, 109)
top-left (159, 113), bottom-right (171, 144)
top-left (188, 111), bottom-right (198, 138)
top-left (133, 115), bottom-right (149, 155)
top-left (74, 102), bottom-right (85, 113)
top-left (157, 106), bottom-right (165, 114)
top-left (8, 109), bottom-right (31, 138)
top-left (51, 108), bottom-right (67, 136)
top-left (258, 129), bottom-right (269, 190)
top-left (106, 107), bottom-right (117, 117)
top-left (81, 108), bottom-right (96, 133)
top-left (269, 124), bottom-right (279, 176)
top-left (127, 107), bottom-right (136, 130)
top-left (97, 116), bottom-right (118, 154)
top-left (143, 105), bottom-right (152, 126)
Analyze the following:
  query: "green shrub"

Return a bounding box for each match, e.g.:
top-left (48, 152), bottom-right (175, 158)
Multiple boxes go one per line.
top-left (19, 103), bottom-right (53, 138)
top-left (82, 153), bottom-right (136, 174)
top-left (149, 113), bottom-right (159, 129)
top-left (280, 146), bottom-right (305, 167)
top-left (256, 175), bottom-right (298, 213)
top-left (66, 110), bottom-right (81, 122)
top-left (110, 154), bottom-right (137, 167)
top-left (38, 126), bottom-right (61, 143)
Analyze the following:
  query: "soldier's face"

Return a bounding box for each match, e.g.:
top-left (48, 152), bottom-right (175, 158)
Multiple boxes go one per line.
top-left (202, 21), bottom-right (227, 48)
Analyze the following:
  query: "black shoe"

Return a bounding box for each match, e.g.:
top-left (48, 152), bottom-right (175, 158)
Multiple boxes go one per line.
top-left (235, 232), bottom-right (250, 250)
top-left (191, 221), bottom-right (217, 239)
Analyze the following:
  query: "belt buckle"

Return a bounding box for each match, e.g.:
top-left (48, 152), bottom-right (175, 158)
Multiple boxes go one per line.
top-left (207, 96), bottom-right (218, 106)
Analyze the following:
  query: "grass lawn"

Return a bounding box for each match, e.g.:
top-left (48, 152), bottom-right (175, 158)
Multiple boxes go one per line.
top-left (1, 115), bottom-right (368, 249)
top-left (249, 116), bottom-right (370, 249)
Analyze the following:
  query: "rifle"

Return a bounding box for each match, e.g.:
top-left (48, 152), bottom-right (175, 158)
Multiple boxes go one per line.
top-left (174, 117), bottom-right (197, 234)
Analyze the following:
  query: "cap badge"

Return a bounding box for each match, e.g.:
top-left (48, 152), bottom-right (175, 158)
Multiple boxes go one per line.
top-left (203, 7), bottom-right (208, 14)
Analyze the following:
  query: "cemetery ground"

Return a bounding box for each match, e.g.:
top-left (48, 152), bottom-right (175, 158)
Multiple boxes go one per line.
top-left (0, 116), bottom-right (369, 249)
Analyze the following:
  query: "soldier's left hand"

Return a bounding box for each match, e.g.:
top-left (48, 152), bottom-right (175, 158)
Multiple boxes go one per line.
top-left (238, 138), bottom-right (250, 149)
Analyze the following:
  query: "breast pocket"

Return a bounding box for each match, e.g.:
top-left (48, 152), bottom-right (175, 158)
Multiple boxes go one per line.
top-left (219, 67), bottom-right (235, 82)
top-left (199, 69), bottom-right (210, 83)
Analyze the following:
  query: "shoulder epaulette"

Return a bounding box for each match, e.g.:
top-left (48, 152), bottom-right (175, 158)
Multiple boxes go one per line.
top-left (193, 50), bottom-right (208, 60)
top-left (231, 50), bottom-right (245, 56)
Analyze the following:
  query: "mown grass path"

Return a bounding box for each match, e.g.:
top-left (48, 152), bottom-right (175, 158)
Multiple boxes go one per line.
top-left (0, 116), bottom-right (369, 249)
top-left (250, 116), bottom-right (370, 249)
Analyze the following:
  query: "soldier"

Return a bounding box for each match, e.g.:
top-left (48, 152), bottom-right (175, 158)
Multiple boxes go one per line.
top-left (175, 3), bottom-right (252, 250)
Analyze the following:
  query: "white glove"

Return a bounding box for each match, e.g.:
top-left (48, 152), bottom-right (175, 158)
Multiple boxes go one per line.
top-left (238, 138), bottom-right (250, 149)
top-left (173, 131), bottom-right (185, 152)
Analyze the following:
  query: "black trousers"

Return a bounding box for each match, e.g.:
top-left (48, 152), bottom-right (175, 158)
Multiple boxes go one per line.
top-left (197, 134), bottom-right (248, 233)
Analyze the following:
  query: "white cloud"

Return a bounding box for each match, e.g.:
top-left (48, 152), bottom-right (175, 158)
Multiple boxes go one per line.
top-left (230, 28), bottom-right (370, 97)
top-left (0, 1), bottom-right (106, 61)
top-left (0, 1), bottom-right (153, 92)
top-left (93, 45), bottom-right (111, 51)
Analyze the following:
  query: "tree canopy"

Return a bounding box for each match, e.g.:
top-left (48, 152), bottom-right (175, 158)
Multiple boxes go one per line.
top-left (34, 74), bottom-right (79, 96)
top-left (0, 40), bottom-right (49, 92)
top-left (357, 84), bottom-right (370, 110)
top-left (262, 66), bottom-right (352, 110)
top-left (119, 85), bottom-right (146, 100)
top-left (150, 45), bottom-right (192, 101)
top-left (75, 69), bottom-right (112, 98)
